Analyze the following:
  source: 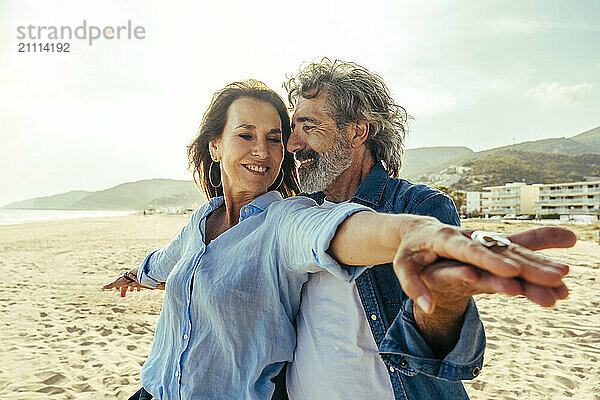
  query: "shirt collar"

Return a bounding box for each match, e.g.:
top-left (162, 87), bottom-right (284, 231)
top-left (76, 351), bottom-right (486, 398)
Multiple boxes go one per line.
top-left (350, 162), bottom-right (389, 207)
top-left (206, 191), bottom-right (283, 222)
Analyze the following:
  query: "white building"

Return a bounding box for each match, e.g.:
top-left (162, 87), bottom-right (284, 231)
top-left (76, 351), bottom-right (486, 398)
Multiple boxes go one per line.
top-left (534, 180), bottom-right (600, 216)
top-left (466, 191), bottom-right (490, 214)
top-left (482, 183), bottom-right (539, 215)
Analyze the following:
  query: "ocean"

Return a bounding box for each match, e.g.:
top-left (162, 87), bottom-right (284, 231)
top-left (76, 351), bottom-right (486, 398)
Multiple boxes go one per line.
top-left (0, 209), bottom-right (137, 225)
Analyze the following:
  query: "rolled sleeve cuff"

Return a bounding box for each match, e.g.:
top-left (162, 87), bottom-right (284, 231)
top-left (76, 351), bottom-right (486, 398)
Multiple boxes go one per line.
top-left (137, 249), bottom-right (162, 288)
top-left (379, 297), bottom-right (485, 382)
top-left (311, 203), bottom-right (372, 282)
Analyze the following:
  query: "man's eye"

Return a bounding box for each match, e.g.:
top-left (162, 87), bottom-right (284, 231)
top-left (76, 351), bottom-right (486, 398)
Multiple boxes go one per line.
top-left (268, 137), bottom-right (282, 143)
top-left (304, 126), bottom-right (315, 132)
top-left (239, 134), bottom-right (252, 140)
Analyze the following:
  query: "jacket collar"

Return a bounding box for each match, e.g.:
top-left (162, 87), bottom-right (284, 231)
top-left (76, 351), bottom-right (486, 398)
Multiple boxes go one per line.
top-left (350, 162), bottom-right (389, 208)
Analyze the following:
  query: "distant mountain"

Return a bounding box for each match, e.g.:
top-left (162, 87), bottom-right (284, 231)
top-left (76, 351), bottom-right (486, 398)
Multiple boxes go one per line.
top-left (404, 126), bottom-right (600, 182)
top-left (3, 179), bottom-right (206, 210)
top-left (400, 146), bottom-right (474, 177)
top-left (473, 126), bottom-right (600, 157)
top-left (4, 190), bottom-right (91, 210)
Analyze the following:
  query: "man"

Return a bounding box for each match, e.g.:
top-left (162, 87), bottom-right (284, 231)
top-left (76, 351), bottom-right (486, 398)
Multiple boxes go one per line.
top-left (277, 59), bottom-right (573, 399)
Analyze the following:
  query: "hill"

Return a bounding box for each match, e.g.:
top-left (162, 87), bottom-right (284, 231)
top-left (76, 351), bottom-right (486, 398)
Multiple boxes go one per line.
top-left (400, 146), bottom-right (474, 177)
top-left (570, 126), bottom-right (600, 149)
top-left (3, 179), bottom-right (206, 210)
top-left (455, 150), bottom-right (600, 191)
top-left (405, 126), bottom-right (600, 184)
top-left (4, 190), bottom-right (91, 210)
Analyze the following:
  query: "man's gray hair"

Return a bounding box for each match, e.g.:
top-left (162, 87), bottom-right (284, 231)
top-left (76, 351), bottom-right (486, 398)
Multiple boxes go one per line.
top-left (285, 58), bottom-right (408, 177)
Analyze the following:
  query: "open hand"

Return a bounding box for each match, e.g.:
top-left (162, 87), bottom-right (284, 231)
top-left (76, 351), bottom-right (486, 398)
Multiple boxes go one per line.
top-left (103, 268), bottom-right (165, 297)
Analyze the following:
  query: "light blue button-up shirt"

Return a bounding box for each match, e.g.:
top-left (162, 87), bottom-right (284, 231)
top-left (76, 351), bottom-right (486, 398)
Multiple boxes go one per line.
top-left (136, 191), bottom-right (370, 399)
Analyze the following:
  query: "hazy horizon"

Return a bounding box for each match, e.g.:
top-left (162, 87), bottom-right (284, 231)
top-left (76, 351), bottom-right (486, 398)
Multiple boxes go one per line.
top-left (2, 0), bottom-right (599, 206)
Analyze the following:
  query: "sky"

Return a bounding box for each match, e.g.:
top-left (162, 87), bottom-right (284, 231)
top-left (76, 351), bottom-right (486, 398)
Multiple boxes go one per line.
top-left (1, 0), bottom-right (599, 206)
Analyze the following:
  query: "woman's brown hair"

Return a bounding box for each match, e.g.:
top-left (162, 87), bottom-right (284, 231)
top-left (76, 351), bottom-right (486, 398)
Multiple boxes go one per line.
top-left (188, 80), bottom-right (300, 199)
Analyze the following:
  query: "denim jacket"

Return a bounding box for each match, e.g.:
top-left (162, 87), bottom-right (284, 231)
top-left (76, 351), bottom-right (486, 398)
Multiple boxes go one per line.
top-left (297, 163), bottom-right (485, 400)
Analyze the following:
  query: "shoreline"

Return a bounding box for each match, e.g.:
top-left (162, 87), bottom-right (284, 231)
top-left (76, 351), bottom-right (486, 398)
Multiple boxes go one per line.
top-left (0, 209), bottom-right (139, 227)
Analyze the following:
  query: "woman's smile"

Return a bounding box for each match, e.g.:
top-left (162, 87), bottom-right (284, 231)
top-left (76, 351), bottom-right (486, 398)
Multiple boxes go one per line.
top-left (243, 164), bottom-right (269, 174)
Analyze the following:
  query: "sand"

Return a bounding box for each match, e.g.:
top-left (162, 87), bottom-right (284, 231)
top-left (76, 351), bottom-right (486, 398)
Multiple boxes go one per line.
top-left (0, 215), bottom-right (598, 399)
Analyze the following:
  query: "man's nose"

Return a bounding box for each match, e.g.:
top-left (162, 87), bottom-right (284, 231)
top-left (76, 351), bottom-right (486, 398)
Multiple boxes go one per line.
top-left (287, 125), bottom-right (304, 154)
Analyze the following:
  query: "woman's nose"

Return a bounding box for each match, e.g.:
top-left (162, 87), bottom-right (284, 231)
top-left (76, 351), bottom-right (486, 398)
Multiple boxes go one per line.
top-left (251, 139), bottom-right (268, 159)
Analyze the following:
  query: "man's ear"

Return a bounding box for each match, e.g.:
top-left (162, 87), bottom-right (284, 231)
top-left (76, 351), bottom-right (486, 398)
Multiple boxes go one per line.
top-left (349, 121), bottom-right (369, 149)
top-left (208, 140), bottom-right (220, 162)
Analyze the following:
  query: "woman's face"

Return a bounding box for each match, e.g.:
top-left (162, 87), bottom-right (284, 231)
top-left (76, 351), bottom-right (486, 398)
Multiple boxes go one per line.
top-left (210, 97), bottom-right (284, 199)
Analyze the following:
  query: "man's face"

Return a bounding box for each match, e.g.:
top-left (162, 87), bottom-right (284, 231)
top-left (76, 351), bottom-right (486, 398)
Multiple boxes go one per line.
top-left (287, 93), bottom-right (353, 193)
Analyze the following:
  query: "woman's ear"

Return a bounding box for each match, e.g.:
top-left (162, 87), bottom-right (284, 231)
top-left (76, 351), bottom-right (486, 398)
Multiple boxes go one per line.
top-left (208, 140), bottom-right (220, 162)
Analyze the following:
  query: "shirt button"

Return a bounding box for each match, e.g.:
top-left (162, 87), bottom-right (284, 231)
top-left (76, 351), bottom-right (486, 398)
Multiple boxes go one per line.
top-left (472, 366), bottom-right (481, 377)
top-left (184, 334), bottom-right (188, 340)
top-left (175, 371), bottom-right (179, 377)
top-left (389, 366), bottom-right (395, 373)
top-left (370, 314), bottom-right (377, 321)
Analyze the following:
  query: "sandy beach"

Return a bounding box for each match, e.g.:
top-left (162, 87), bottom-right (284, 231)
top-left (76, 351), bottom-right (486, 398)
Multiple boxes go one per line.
top-left (0, 215), bottom-right (598, 399)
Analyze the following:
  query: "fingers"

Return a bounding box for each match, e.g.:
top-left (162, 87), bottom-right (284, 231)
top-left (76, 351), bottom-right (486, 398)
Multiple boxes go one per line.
top-left (552, 283), bottom-right (569, 300)
top-left (103, 273), bottom-right (144, 297)
top-left (521, 282), bottom-right (568, 307)
top-left (448, 228), bottom-right (570, 287)
top-left (103, 276), bottom-right (127, 289)
top-left (420, 261), bottom-right (479, 289)
top-left (497, 244), bottom-right (568, 287)
top-left (422, 263), bottom-right (521, 298)
top-left (393, 250), bottom-right (435, 314)
top-left (434, 231), bottom-right (523, 278)
top-left (421, 262), bottom-right (570, 307)
top-left (507, 227), bottom-right (576, 251)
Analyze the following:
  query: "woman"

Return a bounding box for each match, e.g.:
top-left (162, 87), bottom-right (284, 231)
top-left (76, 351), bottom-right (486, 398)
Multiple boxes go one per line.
top-left (105, 80), bottom-right (569, 399)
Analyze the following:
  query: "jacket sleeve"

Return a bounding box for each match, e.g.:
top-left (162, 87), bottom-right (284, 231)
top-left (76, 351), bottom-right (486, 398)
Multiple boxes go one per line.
top-left (380, 192), bottom-right (485, 381)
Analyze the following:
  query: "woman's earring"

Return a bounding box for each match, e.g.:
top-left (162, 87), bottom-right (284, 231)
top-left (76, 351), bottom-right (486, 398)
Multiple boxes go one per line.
top-left (209, 160), bottom-right (222, 188)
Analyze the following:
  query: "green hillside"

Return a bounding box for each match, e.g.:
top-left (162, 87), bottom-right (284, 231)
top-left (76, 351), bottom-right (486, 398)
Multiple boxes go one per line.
top-left (571, 126), bottom-right (600, 149)
top-left (400, 146), bottom-right (474, 177)
top-left (455, 150), bottom-right (600, 191)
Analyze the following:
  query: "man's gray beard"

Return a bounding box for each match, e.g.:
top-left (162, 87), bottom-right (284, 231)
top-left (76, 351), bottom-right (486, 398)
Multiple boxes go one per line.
top-left (298, 133), bottom-right (353, 194)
